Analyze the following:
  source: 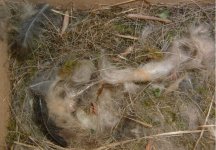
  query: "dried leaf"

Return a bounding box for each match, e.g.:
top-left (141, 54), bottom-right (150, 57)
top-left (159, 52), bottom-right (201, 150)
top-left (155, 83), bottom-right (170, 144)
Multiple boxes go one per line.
top-left (146, 140), bottom-right (153, 150)
top-left (90, 102), bottom-right (97, 114)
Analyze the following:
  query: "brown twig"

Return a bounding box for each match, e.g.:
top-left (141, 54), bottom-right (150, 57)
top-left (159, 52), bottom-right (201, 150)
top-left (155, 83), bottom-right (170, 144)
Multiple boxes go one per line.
top-left (92, 0), bottom-right (144, 11)
top-left (115, 34), bottom-right (138, 40)
top-left (13, 141), bottom-right (38, 149)
top-left (51, 9), bottom-right (74, 17)
top-left (145, 140), bottom-right (153, 150)
top-left (127, 14), bottom-right (172, 23)
top-left (125, 116), bottom-right (152, 128)
top-left (102, 0), bottom-right (142, 7)
top-left (199, 124), bottom-right (216, 128)
top-left (193, 95), bottom-right (215, 150)
top-left (120, 46), bottom-right (134, 56)
top-left (60, 10), bottom-right (70, 36)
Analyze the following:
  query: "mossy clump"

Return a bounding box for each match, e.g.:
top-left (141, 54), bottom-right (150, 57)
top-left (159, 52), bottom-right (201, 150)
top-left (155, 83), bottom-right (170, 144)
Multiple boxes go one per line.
top-left (58, 60), bottom-right (77, 78)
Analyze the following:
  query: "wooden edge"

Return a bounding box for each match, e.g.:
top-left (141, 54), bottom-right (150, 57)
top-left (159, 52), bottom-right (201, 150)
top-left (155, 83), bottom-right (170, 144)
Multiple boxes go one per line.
top-left (0, 1), bottom-right (11, 149)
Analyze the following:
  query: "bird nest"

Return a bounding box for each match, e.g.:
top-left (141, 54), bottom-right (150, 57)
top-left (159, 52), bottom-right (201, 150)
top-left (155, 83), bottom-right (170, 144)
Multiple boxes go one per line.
top-left (6, 1), bottom-right (215, 150)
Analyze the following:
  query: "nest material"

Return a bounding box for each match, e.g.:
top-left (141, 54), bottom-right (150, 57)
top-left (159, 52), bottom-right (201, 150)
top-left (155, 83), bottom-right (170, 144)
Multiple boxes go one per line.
top-left (7, 1), bottom-right (215, 150)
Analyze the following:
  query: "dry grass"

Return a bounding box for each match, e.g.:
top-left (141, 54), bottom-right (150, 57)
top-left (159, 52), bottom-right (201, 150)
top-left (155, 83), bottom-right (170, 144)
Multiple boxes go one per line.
top-left (6, 1), bottom-right (215, 150)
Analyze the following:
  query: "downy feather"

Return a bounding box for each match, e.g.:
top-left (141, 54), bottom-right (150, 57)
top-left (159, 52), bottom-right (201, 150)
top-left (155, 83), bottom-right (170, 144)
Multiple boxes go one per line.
top-left (100, 24), bottom-right (215, 84)
top-left (32, 92), bottom-right (67, 147)
top-left (12, 3), bottom-right (62, 60)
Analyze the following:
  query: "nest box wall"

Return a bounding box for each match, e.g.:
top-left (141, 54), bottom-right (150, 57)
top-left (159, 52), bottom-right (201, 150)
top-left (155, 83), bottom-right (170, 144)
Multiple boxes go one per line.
top-left (28, 0), bottom-right (214, 9)
top-left (0, 1), bottom-right (10, 149)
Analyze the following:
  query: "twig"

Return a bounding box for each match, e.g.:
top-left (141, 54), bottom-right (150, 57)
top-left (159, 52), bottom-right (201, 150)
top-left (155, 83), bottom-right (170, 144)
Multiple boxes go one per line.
top-left (60, 10), bottom-right (70, 36)
top-left (120, 46), bottom-right (134, 56)
top-left (193, 95), bottom-right (215, 150)
top-left (145, 140), bottom-right (153, 150)
top-left (43, 140), bottom-right (84, 150)
top-left (92, 0), bottom-right (143, 11)
top-left (14, 141), bottom-right (38, 149)
top-left (51, 9), bottom-right (74, 18)
top-left (116, 8), bottom-right (137, 15)
top-left (125, 116), bottom-right (152, 128)
top-left (70, 8), bottom-right (73, 23)
top-left (199, 125), bottom-right (216, 128)
top-left (94, 130), bottom-right (207, 150)
top-left (102, 0), bottom-right (141, 7)
top-left (115, 34), bottom-right (138, 40)
top-left (127, 14), bottom-right (172, 23)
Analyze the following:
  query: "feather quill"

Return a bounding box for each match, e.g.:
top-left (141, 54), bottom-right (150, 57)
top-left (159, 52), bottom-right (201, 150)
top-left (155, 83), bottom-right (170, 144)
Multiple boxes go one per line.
top-left (12, 3), bottom-right (62, 60)
top-left (21, 4), bottom-right (49, 48)
top-left (32, 92), bottom-right (67, 147)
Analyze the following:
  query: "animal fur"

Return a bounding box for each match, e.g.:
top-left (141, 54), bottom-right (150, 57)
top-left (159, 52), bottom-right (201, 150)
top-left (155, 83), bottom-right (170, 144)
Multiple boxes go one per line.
top-left (45, 62), bottom-right (124, 135)
top-left (31, 60), bottom-right (126, 147)
top-left (101, 25), bottom-right (215, 84)
top-left (30, 24), bottom-right (215, 147)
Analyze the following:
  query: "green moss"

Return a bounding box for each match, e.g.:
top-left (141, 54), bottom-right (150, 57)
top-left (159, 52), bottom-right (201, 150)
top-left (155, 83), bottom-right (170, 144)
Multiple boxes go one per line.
top-left (143, 99), bottom-right (154, 107)
top-left (113, 23), bottom-right (134, 34)
top-left (158, 10), bottom-right (170, 19)
top-left (6, 117), bottom-right (17, 146)
top-left (160, 106), bottom-right (177, 124)
top-left (197, 86), bottom-right (208, 95)
top-left (165, 112), bottom-right (176, 123)
top-left (90, 129), bottom-right (96, 134)
top-left (209, 107), bottom-right (216, 118)
top-left (141, 46), bottom-right (164, 61)
top-left (166, 30), bottom-right (176, 41)
top-left (128, 141), bottom-right (147, 150)
top-left (58, 60), bottom-right (77, 78)
top-left (152, 119), bottom-right (162, 126)
top-left (153, 88), bottom-right (161, 98)
top-left (176, 119), bottom-right (187, 130)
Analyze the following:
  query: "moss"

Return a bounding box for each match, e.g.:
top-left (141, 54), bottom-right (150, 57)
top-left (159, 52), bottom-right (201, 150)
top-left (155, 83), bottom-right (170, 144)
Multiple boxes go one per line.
top-left (6, 116), bottom-right (17, 146)
top-left (139, 46), bottom-right (164, 62)
top-left (176, 119), bottom-right (188, 130)
top-left (166, 30), bottom-right (177, 41)
top-left (165, 111), bottom-right (176, 123)
top-left (160, 106), bottom-right (177, 123)
top-left (113, 23), bottom-right (134, 35)
top-left (209, 107), bottom-right (216, 118)
top-left (158, 10), bottom-right (170, 19)
top-left (128, 141), bottom-right (147, 150)
top-left (58, 60), bottom-right (77, 78)
top-left (196, 86), bottom-right (208, 95)
top-left (152, 88), bottom-right (162, 98)
top-left (26, 60), bottom-right (38, 79)
top-left (143, 99), bottom-right (154, 107)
